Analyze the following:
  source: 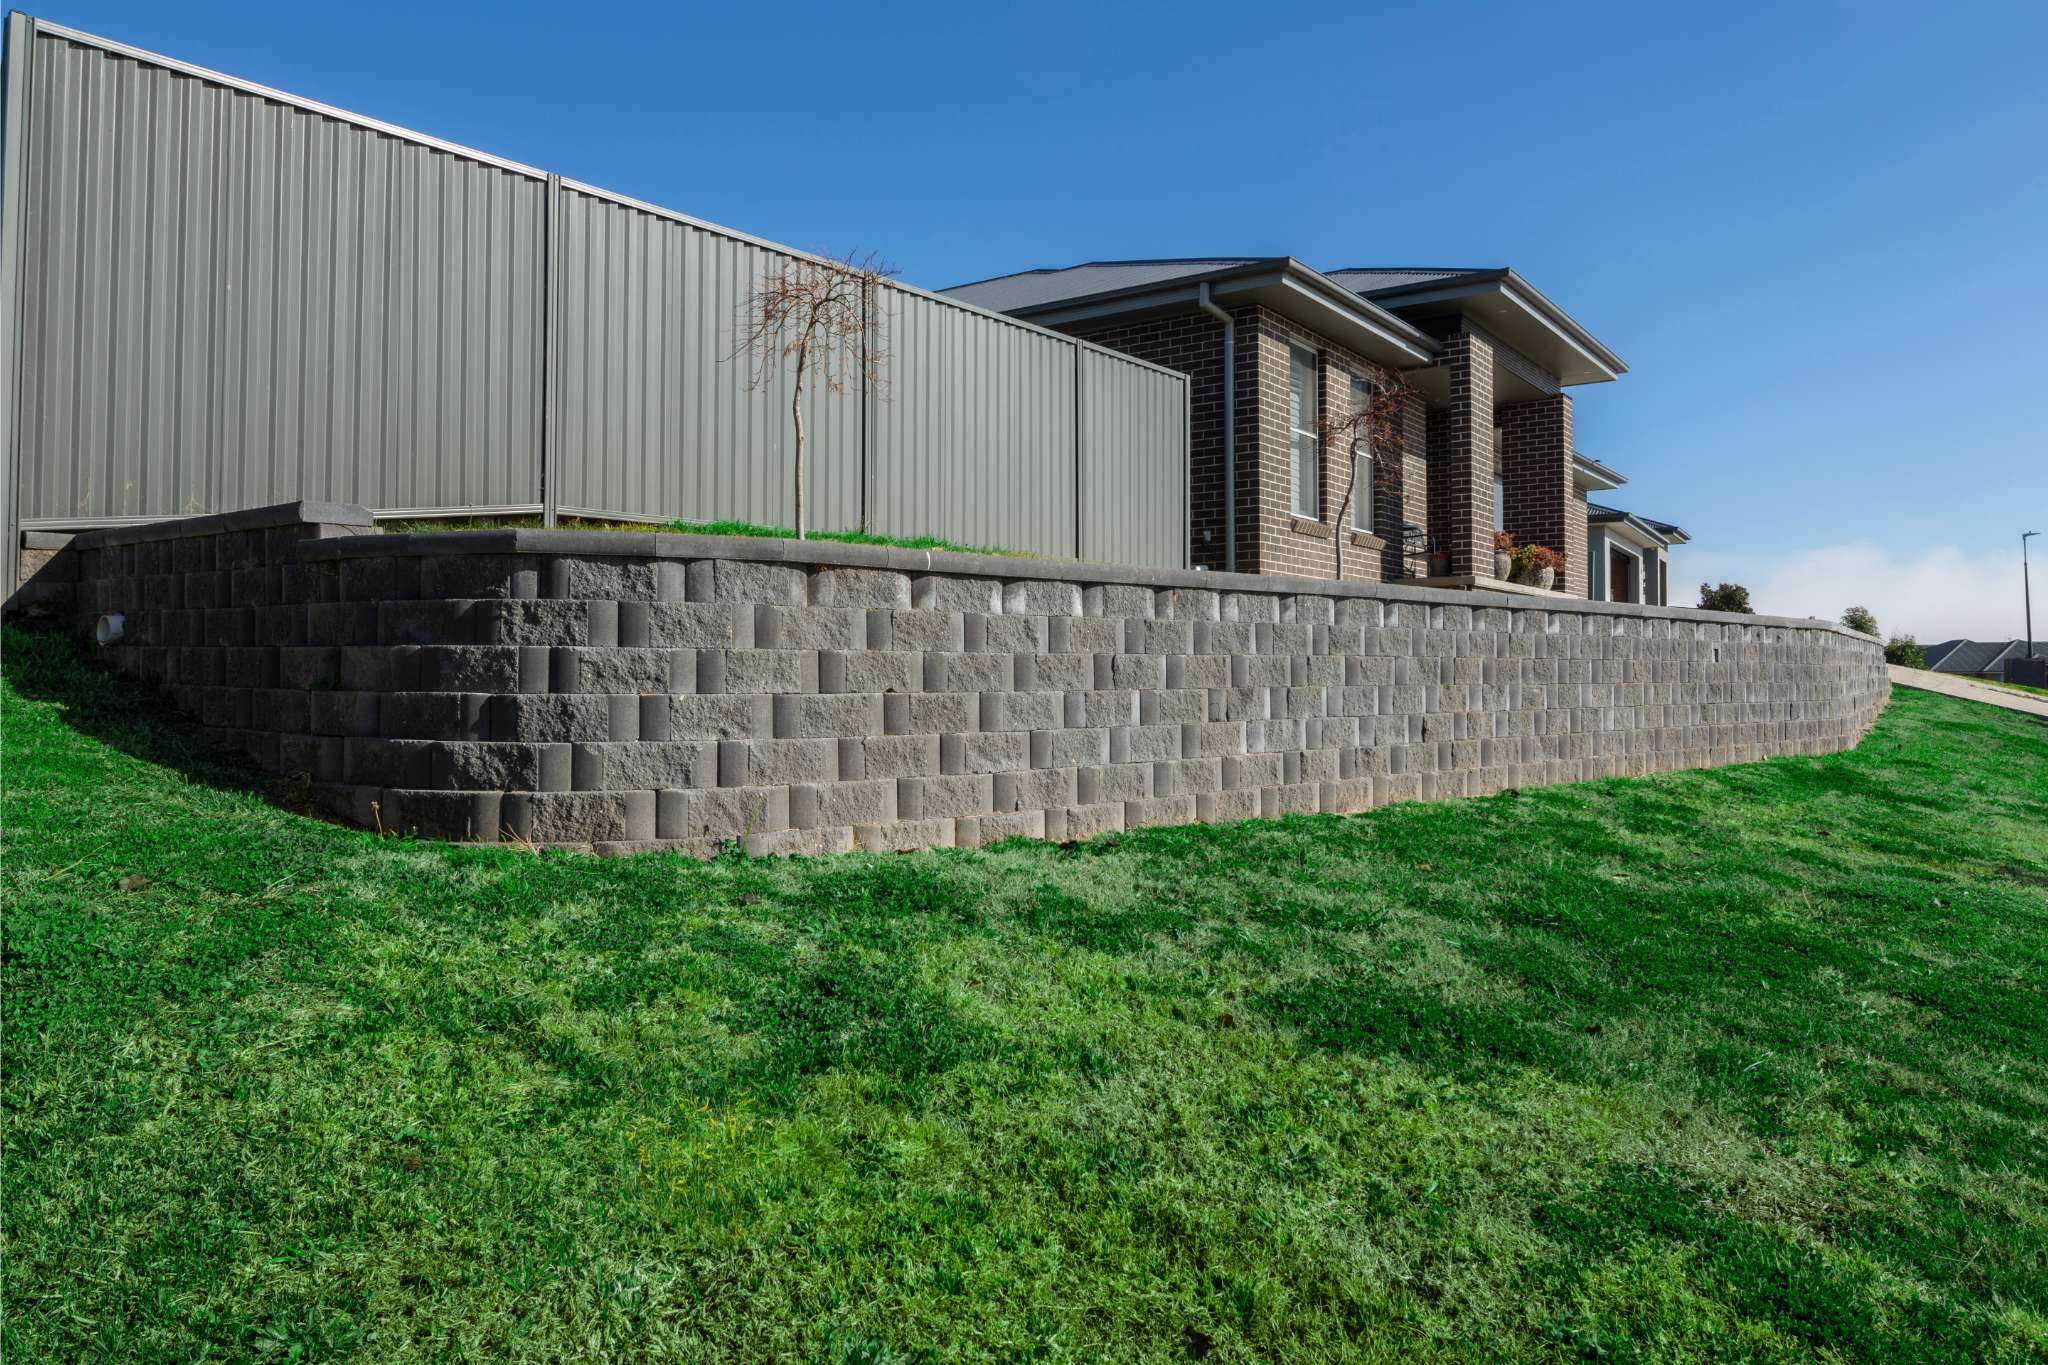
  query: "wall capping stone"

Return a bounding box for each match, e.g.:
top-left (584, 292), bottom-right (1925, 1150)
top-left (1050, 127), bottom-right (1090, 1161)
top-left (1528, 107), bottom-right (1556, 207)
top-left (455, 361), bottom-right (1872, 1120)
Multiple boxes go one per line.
top-left (297, 527), bottom-right (1867, 641)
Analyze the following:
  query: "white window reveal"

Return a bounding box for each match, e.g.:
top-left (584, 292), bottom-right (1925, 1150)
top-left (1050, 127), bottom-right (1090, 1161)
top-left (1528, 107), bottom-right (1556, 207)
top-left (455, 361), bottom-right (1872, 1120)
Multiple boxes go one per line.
top-left (1289, 346), bottom-right (1319, 520)
top-left (1349, 375), bottom-right (1374, 533)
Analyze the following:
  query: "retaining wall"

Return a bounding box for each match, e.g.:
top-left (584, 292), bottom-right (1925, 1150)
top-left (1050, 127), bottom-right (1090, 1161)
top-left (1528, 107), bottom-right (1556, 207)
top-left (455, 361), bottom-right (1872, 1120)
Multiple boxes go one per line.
top-left (56, 502), bottom-right (1890, 856)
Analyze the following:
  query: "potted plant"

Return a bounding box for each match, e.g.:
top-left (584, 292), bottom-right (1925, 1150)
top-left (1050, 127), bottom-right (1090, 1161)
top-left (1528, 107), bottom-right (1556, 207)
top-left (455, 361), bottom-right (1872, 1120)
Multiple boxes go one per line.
top-left (1530, 545), bottom-right (1568, 590)
top-left (1509, 541), bottom-right (1541, 584)
top-left (1492, 530), bottom-right (1516, 581)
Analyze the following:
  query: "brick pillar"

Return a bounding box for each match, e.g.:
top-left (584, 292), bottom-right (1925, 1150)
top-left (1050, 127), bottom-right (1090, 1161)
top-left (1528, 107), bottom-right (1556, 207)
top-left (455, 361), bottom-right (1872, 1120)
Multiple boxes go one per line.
top-left (1497, 393), bottom-right (1578, 592)
top-left (1381, 388), bottom-right (1429, 580)
top-left (1426, 330), bottom-right (1494, 578)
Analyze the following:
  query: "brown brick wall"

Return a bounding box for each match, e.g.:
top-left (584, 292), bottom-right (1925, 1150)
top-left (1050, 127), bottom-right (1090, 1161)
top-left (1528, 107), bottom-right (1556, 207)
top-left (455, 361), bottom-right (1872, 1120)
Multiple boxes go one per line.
top-left (1074, 306), bottom-right (1413, 584)
top-left (1496, 393), bottom-right (1579, 593)
top-left (1426, 330), bottom-right (1495, 577)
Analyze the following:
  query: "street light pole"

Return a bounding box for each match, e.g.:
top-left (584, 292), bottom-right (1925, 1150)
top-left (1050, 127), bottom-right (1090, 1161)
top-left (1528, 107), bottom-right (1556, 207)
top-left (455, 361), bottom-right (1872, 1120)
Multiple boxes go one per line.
top-left (2026, 532), bottom-right (2040, 659)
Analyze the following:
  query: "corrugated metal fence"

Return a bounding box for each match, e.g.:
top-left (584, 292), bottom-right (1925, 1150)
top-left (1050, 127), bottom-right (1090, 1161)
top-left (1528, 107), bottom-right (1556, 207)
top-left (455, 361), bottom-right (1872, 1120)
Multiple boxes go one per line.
top-left (0, 16), bottom-right (1189, 568)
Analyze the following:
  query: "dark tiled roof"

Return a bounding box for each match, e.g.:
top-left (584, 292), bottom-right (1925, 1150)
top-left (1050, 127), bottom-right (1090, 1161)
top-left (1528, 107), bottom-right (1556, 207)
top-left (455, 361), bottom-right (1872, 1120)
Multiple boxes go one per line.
top-left (943, 259), bottom-right (1268, 313)
top-left (1928, 640), bottom-right (2048, 674)
top-left (1323, 267), bottom-right (1500, 295)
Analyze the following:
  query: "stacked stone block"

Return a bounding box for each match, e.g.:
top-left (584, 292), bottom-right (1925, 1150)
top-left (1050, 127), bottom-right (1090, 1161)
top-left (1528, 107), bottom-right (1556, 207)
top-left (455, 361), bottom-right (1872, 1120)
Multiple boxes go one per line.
top-left (67, 502), bottom-right (1892, 857)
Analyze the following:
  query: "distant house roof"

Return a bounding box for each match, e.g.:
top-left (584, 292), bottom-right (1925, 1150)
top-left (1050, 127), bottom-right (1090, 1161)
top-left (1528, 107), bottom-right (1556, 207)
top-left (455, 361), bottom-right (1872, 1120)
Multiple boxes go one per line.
top-left (1588, 502), bottom-right (1690, 546)
top-left (1927, 640), bottom-right (2048, 674)
top-left (1922, 639), bottom-right (1965, 668)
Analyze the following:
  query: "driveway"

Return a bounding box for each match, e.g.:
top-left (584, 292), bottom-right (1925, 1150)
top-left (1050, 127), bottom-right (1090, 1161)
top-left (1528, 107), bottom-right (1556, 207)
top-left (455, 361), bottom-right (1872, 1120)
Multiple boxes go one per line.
top-left (1889, 664), bottom-right (2048, 718)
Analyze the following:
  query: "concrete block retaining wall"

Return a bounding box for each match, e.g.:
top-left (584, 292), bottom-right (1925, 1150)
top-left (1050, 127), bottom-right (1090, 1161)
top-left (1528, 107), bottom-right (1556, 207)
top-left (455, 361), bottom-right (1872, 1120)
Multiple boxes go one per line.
top-left (60, 502), bottom-right (1890, 856)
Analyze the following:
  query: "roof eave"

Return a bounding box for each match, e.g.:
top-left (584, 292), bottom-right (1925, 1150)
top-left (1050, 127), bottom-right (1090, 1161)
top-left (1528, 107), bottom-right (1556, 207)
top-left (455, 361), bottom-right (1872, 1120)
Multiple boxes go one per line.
top-left (1003, 259), bottom-right (1438, 369)
top-left (1361, 269), bottom-right (1627, 385)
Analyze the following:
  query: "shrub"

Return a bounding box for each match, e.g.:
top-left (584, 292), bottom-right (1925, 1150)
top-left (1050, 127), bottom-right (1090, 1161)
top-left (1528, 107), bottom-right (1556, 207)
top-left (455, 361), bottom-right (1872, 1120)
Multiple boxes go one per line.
top-left (1531, 545), bottom-right (1568, 576)
top-left (1493, 530), bottom-right (1517, 553)
top-left (1699, 582), bottom-right (1753, 613)
top-left (1885, 635), bottom-right (1928, 669)
top-left (1841, 606), bottom-right (1880, 636)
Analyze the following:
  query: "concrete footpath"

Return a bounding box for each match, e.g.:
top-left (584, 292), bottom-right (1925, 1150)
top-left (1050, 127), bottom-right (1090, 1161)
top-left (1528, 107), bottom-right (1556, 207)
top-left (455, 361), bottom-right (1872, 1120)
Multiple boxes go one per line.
top-left (1889, 664), bottom-right (2048, 719)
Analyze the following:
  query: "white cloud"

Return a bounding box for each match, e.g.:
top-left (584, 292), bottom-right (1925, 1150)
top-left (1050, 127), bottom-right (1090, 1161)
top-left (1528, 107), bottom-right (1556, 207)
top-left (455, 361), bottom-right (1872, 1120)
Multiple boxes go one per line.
top-left (1681, 542), bottom-right (2041, 643)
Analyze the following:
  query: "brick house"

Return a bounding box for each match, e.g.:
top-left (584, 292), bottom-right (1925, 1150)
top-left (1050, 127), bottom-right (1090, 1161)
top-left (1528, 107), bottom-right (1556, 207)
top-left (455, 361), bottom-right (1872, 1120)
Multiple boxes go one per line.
top-left (944, 260), bottom-right (1686, 599)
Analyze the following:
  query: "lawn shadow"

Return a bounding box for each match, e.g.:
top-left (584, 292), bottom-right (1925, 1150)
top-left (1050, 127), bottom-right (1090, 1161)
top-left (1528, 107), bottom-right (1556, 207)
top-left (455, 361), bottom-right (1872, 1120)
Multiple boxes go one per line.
top-left (1, 621), bottom-right (289, 808)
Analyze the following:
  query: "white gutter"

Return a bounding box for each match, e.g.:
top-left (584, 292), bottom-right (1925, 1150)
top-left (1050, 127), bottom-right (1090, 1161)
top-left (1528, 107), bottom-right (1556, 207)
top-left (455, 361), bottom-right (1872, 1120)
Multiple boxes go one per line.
top-left (1196, 282), bottom-right (1236, 572)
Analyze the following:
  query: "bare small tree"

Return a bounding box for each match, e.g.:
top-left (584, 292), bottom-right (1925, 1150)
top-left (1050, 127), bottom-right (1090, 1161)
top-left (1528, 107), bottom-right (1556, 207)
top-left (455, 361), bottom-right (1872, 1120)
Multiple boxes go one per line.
top-left (733, 251), bottom-right (894, 538)
top-left (1317, 373), bottom-right (1408, 579)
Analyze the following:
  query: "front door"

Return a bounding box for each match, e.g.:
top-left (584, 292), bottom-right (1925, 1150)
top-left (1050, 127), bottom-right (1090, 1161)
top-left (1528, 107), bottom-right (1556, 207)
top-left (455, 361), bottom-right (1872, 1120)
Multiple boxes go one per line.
top-left (1609, 547), bottom-right (1636, 603)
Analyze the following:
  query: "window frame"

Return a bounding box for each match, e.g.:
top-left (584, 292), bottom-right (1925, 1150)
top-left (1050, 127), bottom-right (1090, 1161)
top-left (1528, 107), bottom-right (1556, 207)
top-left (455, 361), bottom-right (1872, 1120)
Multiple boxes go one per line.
top-left (1288, 345), bottom-right (1320, 521)
top-left (1348, 374), bottom-right (1374, 533)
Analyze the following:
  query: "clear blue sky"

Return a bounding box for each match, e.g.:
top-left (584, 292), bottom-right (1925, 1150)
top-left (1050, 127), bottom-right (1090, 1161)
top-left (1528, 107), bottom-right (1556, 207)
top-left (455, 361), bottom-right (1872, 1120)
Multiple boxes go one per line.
top-left (22, 0), bottom-right (2048, 633)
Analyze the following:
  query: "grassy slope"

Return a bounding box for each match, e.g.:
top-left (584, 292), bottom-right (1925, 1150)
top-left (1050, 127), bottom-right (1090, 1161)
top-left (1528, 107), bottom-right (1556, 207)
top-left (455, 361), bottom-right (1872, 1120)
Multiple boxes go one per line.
top-left (3, 626), bottom-right (2045, 1364)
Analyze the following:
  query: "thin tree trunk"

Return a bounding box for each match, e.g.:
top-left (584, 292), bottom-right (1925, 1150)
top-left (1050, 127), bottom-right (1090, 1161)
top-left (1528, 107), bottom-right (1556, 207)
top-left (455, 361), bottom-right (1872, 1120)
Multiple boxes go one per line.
top-left (792, 347), bottom-right (808, 539)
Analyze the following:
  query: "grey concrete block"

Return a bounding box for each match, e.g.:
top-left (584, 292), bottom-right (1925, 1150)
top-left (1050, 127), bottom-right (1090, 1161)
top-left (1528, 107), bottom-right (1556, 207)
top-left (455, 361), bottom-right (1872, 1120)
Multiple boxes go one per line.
top-left (668, 693), bottom-right (774, 740)
top-left (993, 766), bottom-right (1074, 812)
top-left (859, 734), bottom-right (943, 779)
top-left (883, 691), bottom-right (976, 736)
top-left (344, 737), bottom-right (435, 788)
top-left (913, 575), bottom-right (1001, 613)
top-left (811, 568), bottom-right (911, 609)
top-left (702, 559), bottom-right (805, 606)
top-left (1126, 795), bottom-right (1197, 828)
top-left (888, 608), bottom-right (966, 652)
top-left (431, 741), bottom-right (542, 792)
top-left (789, 778), bottom-right (896, 829)
top-left (923, 651), bottom-right (1010, 694)
top-left (491, 598), bottom-right (591, 645)
top-left (722, 648), bottom-right (822, 695)
top-left (940, 730), bottom-right (1027, 776)
top-left (498, 693), bottom-right (612, 743)
top-left (774, 693), bottom-right (884, 740)
top-left (755, 604), bottom-right (864, 651)
top-left (1197, 789), bottom-right (1263, 823)
top-left (420, 645), bottom-right (521, 693)
top-left (1002, 579), bottom-right (1081, 616)
top-left (379, 599), bottom-right (480, 646)
top-left (980, 690), bottom-right (1063, 733)
top-left (309, 690), bottom-right (381, 737)
top-left (820, 649), bottom-right (917, 695)
top-left (1030, 727), bottom-right (1108, 769)
top-left (381, 691), bottom-right (464, 740)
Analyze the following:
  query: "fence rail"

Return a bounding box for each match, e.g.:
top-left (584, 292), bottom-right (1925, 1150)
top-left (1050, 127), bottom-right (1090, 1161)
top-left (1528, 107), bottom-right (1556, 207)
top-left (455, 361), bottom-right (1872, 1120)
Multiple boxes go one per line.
top-left (0, 15), bottom-right (1189, 568)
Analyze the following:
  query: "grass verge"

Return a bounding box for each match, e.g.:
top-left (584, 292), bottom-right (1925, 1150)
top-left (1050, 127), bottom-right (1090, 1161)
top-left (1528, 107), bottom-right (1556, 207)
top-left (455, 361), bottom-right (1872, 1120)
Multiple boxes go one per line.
top-left (377, 514), bottom-right (1022, 558)
top-left (4, 626), bottom-right (2046, 1363)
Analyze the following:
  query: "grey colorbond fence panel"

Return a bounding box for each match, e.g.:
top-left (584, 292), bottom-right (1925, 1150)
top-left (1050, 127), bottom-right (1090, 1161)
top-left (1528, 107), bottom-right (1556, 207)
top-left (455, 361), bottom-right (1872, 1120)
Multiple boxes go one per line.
top-left (867, 286), bottom-right (1078, 557)
top-left (0, 16), bottom-right (1189, 571)
top-left (1078, 345), bottom-right (1188, 568)
top-left (549, 186), bottom-right (861, 531)
top-left (9, 24), bottom-right (546, 527)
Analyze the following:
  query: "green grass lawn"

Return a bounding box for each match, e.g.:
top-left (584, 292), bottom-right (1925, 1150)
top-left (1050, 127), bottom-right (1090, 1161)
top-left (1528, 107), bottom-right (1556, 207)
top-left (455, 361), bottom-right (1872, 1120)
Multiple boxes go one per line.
top-left (4, 626), bottom-right (2046, 1363)
top-left (1976, 675), bottom-right (2048, 701)
top-left (379, 514), bottom-right (1023, 558)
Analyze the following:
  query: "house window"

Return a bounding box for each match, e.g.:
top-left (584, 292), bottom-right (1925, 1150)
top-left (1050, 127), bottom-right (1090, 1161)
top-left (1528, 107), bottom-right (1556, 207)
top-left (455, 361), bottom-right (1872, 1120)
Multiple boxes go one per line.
top-left (1289, 346), bottom-right (1319, 520)
top-left (1349, 375), bottom-right (1373, 533)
